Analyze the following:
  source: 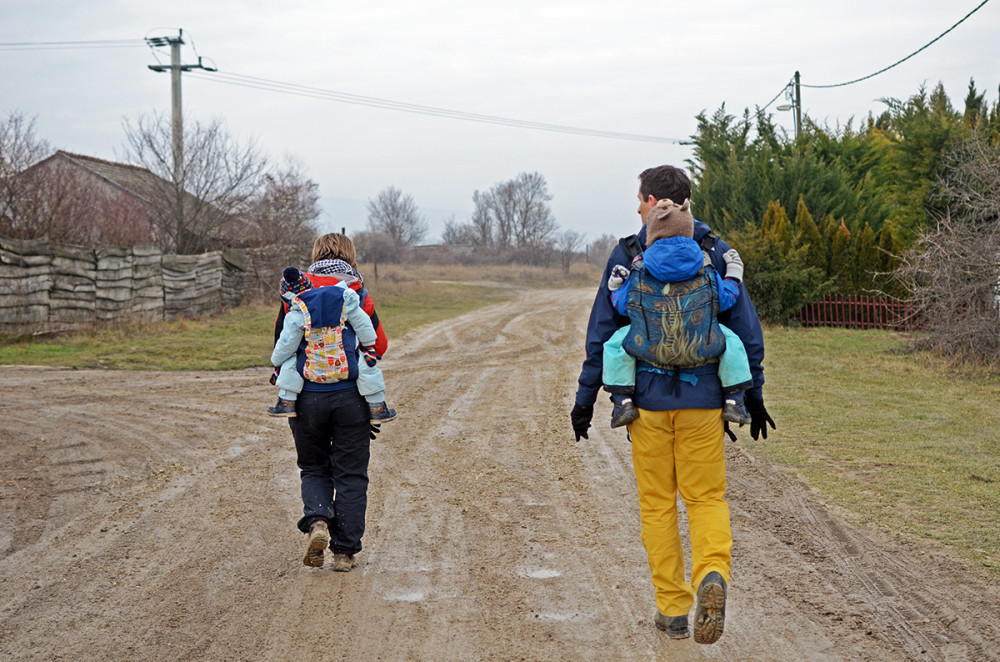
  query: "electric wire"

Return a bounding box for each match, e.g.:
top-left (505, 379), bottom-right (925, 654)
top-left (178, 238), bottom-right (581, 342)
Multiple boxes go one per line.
top-left (186, 70), bottom-right (686, 144)
top-left (801, 0), bottom-right (992, 89)
top-left (759, 82), bottom-right (792, 112)
top-left (0, 39), bottom-right (144, 50)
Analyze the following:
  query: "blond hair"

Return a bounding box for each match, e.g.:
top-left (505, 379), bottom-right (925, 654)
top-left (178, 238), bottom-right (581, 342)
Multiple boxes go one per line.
top-left (311, 233), bottom-right (357, 267)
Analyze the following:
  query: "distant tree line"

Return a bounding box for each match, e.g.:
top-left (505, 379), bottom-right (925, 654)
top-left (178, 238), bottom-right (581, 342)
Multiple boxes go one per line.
top-left (358, 171), bottom-right (584, 272)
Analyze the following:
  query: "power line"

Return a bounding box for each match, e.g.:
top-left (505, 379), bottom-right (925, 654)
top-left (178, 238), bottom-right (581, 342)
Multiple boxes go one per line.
top-left (801, 0), bottom-right (992, 89)
top-left (0, 39), bottom-right (144, 50)
top-left (186, 70), bottom-right (686, 144)
top-left (759, 82), bottom-right (792, 112)
top-left (3, 32), bottom-right (683, 143)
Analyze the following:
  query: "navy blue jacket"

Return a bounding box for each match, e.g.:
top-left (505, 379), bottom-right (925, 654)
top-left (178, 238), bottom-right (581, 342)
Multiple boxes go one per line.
top-left (575, 221), bottom-right (765, 411)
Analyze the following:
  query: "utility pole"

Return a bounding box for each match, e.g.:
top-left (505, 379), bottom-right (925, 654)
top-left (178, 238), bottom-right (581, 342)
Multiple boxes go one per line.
top-left (793, 70), bottom-right (802, 141)
top-left (145, 30), bottom-right (216, 185)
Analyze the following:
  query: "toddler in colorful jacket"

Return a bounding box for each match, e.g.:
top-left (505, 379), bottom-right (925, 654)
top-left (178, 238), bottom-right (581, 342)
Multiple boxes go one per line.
top-left (268, 265), bottom-right (397, 423)
top-left (602, 198), bottom-right (752, 429)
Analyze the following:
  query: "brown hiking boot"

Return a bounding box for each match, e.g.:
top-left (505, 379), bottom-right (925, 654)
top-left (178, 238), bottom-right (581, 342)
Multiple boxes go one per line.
top-left (693, 571), bottom-right (727, 644)
top-left (302, 520), bottom-right (329, 568)
top-left (332, 553), bottom-right (357, 572)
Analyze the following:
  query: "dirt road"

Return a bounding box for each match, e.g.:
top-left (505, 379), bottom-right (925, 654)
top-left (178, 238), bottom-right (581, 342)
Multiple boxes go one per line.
top-left (2, 288), bottom-right (999, 661)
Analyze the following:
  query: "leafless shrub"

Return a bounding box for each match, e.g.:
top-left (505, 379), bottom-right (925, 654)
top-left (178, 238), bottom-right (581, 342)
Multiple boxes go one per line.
top-left (556, 229), bottom-right (584, 274)
top-left (894, 133), bottom-right (1000, 365)
top-left (239, 158), bottom-right (319, 254)
top-left (353, 230), bottom-right (402, 264)
top-left (8, 158), bottom-right (155, 245)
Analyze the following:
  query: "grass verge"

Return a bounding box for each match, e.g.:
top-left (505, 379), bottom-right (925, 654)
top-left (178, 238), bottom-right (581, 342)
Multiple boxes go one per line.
top-left (758, 326), bottom-right (1000, 574)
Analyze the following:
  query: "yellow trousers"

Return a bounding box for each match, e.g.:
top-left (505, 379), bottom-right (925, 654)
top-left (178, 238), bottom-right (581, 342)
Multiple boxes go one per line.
top-left (629, 408), bottom-right (732, 617)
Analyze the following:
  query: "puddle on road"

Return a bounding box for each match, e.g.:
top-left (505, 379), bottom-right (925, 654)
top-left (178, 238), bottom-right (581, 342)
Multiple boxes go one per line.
top-left (518, 568), bottom-right (561, 579)
top-left (225, 445), bottom-right (248, 458)
top-left (387, 591), bottom-right (425, 602)
top-left (528, 612), bottom-right (574, 622)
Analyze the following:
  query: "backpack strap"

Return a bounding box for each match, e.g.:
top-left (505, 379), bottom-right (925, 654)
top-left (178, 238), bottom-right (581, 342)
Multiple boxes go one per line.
top-left (619, 234), bottom-right (643, 261)
top-left (698, 230), bottom-right (720, 252)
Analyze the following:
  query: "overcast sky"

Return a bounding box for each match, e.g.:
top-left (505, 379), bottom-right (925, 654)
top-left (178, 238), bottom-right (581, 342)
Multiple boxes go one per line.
top-left (1, 0), bottom-right (997, 243)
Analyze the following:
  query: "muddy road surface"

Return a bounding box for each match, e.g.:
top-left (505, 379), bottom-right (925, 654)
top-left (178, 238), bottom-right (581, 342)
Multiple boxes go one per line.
top-left (2, 289), bottom-right (999, 661)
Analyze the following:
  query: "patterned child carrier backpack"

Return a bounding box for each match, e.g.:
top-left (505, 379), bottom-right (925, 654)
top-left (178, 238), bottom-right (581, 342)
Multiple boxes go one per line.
top-left (288, 286), bottom-right (357, 383)
top-left (622, 251), bottom-right (726, 370)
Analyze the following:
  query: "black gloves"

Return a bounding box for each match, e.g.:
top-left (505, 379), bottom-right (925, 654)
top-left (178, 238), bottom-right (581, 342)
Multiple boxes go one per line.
top-left (570, 403), bottom-right (594, 442)
top-left (745, 393), bottom-right (776, 441)
top-left (723, 422), bottom-right (737, 442)
top-left (369, 423), bottom-right (381, 441)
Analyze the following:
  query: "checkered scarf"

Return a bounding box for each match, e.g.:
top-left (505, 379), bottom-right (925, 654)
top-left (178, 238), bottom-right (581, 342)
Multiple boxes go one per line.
top-left (308, 259), bottom-right (364, 286)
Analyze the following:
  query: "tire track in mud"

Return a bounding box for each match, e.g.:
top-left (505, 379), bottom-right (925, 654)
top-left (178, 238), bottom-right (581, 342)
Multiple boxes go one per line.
top-left (727, 448), bottom-right (1000, 661)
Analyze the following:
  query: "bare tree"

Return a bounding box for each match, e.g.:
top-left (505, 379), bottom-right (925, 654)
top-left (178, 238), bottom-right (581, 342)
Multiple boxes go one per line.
top-left (366, 186), bottom-right (428, 246)
top-left (122, 112), bottom-right (268, 254)
top-left (939, 136), bottom-right (1000, 224)
top-left (0, 111), bottom-right (50, 232)
top-left (587, 233), bottom-right (619, 264)
top-left (556, 228), bottom-right (584, 274)
top-left (241, 158), bottom-right (320, 252)
top-left (10, 162), bottom-right (154, 245)
top-left (894, 132), bottom-right (1000, 363)
top-left (469, 201), bottom-right (495, 246)
top-left (471, 172), bottom-right (556, 249)
top-left (441, 215), bottom-right (478, 245)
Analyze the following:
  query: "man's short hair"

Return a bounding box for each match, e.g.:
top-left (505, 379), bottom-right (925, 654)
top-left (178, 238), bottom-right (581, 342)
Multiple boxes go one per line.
top-left (639, 165), bottom-right (691, 203)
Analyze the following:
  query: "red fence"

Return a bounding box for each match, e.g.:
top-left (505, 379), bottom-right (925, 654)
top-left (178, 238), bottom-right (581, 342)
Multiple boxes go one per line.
top-left (795, 295), bottom-right (922, 331)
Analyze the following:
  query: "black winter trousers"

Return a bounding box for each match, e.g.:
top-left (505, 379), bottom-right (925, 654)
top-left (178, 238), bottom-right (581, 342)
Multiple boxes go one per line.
top-left (289, 387), bottom-right (371, 555)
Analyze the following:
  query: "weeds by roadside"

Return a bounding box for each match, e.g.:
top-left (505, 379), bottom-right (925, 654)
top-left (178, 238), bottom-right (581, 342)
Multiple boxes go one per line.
top-left (756, 326), bottom-right (1000, 575)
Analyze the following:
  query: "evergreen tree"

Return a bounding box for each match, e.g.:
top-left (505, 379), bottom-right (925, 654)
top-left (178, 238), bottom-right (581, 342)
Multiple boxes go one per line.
top-left (874, 83), bottom-right (962, 244)
top-left (829, 219), bottom-right (853, 290)
top-left (794, 194), bottom-right (824, 269)
top-left (730, 225), bottom-right (828, 324)
top-left (853, 222), bottom-right (878, 292)
top-left (963, 78), bottom-right (988, 128)
top-left (686, 78), bottom-right (1000, 315)
top-left (761, 199), bottom-right (792, 252)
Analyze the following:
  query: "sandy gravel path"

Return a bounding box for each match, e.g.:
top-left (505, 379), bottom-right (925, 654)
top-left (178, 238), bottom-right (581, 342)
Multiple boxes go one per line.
top-left (1, 288), bottom-right (998, 661)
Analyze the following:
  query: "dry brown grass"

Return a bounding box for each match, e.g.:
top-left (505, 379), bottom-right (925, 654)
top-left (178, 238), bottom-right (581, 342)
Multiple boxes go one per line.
top-left (357, 260), bottom-right (603, 292)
